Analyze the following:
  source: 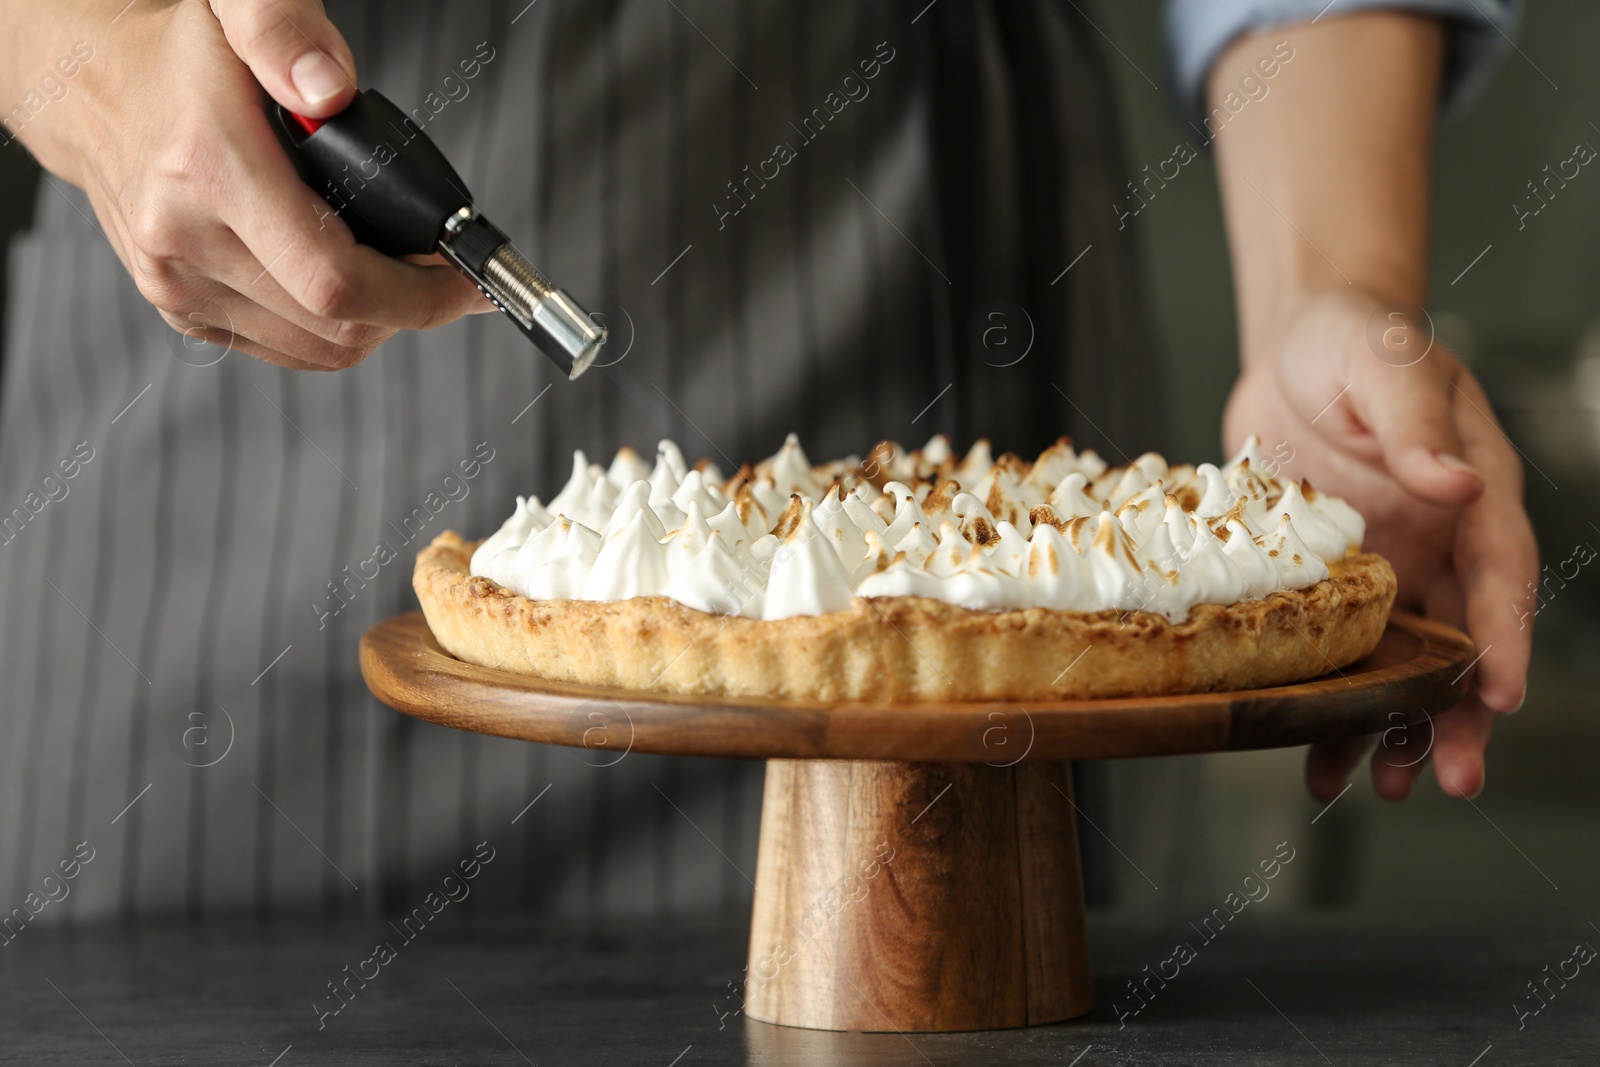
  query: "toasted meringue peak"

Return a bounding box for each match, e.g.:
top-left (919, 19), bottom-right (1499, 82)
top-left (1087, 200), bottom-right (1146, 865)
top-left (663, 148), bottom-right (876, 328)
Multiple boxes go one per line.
top-left (961, 510), bottom-right (1001, 548)
top-left (922, 479), bottom-right (961, 520)
top-left (1224, 457), bottom-right (1274, 531)
top-left (853, 529), bottom-right (896, 583)
top-left (1021, 437), bottom-right (1077, 497)
top-left (1225, 434), bottom-right (1266, 473)
top-left (1029, 503), bottom-right (1066, 531)
top-left (660, 531), bottom-right (763, 616)
top-left (768, 433), bottom-right (817, 497)
top-left (606, 446), bottom-right (652, 489)
top-left (507, 517), bottom-right (602, 600)
top-left (1027, 523), bottom-right (1092, 611)
top-left (748, 478), bottom-right (789, 528)
top-left (812, 489), bottom-right (868, 567)
top-left (927, 520), bottom-right (970, 578)
top-left (1303, 479), bottom-right (1366, 549)
top-left (656, 439), bottom-right (690, 482)
top-left (1193, 463), bottom-right (1232, 518)
top-left (988, 521), bottom-right (1030, 576)
top-left (1275, 480), bottom-right (1346, 563)
top-left (707, 500), bottom-right (754, 552)
top-left (472, 435), bottom-right (1369, 621)
top-left (1089, 511), bottom-right (1144, 610)
top-left (1132, 451), bottom-right (1169, 485)
top-left (693, 457), bottom-right (726, 485)
top-left (843, 485), bottom-right (889, 535)
top-left (548, 454), bottom-right (619, 531)
top-left (548, 451), bottom-right (590, 507)
top-left (1182, 520), bottom-right (1246, 606)
top-left (942, 547), bottom-right (1025, 610)
top-left (771, 494), bottom-right (806, 540)
top-left (1101, 463), bottom-right (1153, 509)
top-left (670, 468), bottom-right (725, 520)
top-left (1160, 496), bottom-right (1195, 557)
top-left (1135, 522), bottom-right (1206, 622)
top-left (955, 439), bottom-right (994, 486)
top-left (664, 499), bottom-right (715, 555)
top-left (920, 434), bottom-right (954, 469)
top-left (471, 495), bottom-right (550, 578)
top-left (975, 466), bottom-right (1031, 525)
top-left (1048, 472), bottom-right (1102, 520)
top-left (730, 480), bottom-right (772, 537)
top-left (1093, 510), bottom-right (1141, 570)
top-left (857, 556), bottom-right (944, 600)
top-left (1075, 449), bottom-right (1109, 481)
top-left (893, 522), bottom-right (940, 568)
top-left (1223, 518), bottom-right (1279, 596)
top-left (764, 498), bottom-right (855, 619)
top-left (582, 510), bottom-right (667, 601)
top-left (882, 482), bottom-right (927, 546)
top-left (1115, 481), bottom-right (1167, 545)
top-left (646, 448), bottom-right (682, 510)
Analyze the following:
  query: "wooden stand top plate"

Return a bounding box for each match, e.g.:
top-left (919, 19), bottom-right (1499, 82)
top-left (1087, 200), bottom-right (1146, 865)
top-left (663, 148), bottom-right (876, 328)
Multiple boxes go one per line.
top-left (359, 611), bottom-right (1475, 763)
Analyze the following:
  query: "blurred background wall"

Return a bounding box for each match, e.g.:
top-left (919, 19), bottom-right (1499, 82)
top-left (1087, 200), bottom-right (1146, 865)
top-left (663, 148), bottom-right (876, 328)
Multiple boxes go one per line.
top-left (0, 0), bottom-right (1592, 915)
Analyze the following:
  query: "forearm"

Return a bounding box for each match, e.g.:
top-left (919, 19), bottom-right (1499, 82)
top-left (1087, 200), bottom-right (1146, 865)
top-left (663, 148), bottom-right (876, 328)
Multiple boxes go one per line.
top-left (1209, 13), bottom-right (1444, 367)
top-left (0, 1), bottom-right (129, 182)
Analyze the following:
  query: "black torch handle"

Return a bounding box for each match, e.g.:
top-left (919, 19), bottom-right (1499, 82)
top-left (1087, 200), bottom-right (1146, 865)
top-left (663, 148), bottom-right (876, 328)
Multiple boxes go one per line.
top-left (269, 89), bottom-right (471, 257)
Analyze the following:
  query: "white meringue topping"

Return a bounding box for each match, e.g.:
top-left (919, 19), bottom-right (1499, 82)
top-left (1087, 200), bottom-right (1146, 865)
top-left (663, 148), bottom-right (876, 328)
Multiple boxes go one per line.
top-left (503, 517), bottom-right (601, 600)
top-left (469, 434), bottom-right (1368, 622)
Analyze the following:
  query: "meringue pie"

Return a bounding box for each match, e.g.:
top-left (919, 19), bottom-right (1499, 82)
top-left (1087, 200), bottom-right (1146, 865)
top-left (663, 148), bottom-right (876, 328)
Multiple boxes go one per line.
top-left (413, 435), bottom-right (1396, 701)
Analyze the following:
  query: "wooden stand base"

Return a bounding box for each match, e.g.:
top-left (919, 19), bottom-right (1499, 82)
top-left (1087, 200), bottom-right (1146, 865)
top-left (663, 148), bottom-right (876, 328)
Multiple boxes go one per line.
top-left (360, 611), bottom-right (1476, 1033)
top-left (745, 760), bottom-right (1094, 1032)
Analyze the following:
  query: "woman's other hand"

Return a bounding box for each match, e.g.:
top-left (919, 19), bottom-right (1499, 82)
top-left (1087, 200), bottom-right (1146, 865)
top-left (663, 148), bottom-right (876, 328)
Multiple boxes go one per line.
top-left (1209, 13), bottom-right (1537, 801)
top-left (1225, 289), bottom-right (1537, 800)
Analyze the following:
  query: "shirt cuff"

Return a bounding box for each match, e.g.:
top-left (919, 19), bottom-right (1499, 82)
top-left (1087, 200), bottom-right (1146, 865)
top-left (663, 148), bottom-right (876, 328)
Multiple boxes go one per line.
top-left (1164, 0), bottom-right (1522, 127)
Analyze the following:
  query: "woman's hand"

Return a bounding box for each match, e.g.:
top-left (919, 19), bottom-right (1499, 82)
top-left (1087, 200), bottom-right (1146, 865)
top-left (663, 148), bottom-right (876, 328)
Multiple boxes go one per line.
top-left (1225, 288), bottom-right (1537, 800)
top-left (1208, 14), bottom-right (1537, 801)
top-left (8, 0), bottom-right (488, 369)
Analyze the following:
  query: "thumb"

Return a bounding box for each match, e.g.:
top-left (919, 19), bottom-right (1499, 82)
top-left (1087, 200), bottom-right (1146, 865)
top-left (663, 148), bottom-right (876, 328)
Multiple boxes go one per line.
top-left (1351, 329), bottom-right (1483, 508)
top-left (211, 0), bottom-right (358, 117)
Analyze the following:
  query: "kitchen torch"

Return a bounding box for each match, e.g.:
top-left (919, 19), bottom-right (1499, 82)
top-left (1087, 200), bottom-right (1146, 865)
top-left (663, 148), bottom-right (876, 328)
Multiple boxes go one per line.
top-left (271, 89), bottom-right (605, 380)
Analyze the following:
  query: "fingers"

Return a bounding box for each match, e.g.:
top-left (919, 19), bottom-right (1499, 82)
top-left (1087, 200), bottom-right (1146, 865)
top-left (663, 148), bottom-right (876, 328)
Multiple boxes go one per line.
top-left (203, 5), bottom-right (491, 331)
top-left (1428, 698), bottom-right (1498, 798)
top-left (157, 277), bottom-right (393, 369)
top-left (106, 189), bottom-right (397, 367)
top-left (73, 1), bottom-right (480, 372)
top-left (214, 114), bottom-right (490, 332)
top-left (171, 321), bottom-right (332, 371)
top-left (210, 0), bottom-right (358, 116)
top-left (1310, 701), bottom-right (1496, 806)
top-left (1367, 701), bottom-right (1494, 801)
top-left (1305, 734), bottom-right (1371, 802)
top-left (1350, 336), bottom-right (1484, 508)
top-left (108, 103), bottom-right (486, 356)
top-left (186, 227), bottom-right (393, 350)
top-left (1452, 376), bottom-right (1539, 712)
top-left (403, 252), bottom-right (499, 314)
top-left (201, 6), bottom-right (488, 331)
top-left (1369, 715), bottom-right (1433, 801)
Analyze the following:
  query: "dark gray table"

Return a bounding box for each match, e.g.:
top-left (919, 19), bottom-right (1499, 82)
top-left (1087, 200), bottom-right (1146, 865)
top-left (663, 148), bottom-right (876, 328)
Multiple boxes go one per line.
top-left (1, 912), bottom-right (1594, 1065)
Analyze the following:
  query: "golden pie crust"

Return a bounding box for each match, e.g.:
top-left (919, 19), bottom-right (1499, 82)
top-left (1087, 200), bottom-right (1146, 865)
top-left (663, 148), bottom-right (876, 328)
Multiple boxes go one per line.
top-left (413, 531), bottom-right (1397, 702)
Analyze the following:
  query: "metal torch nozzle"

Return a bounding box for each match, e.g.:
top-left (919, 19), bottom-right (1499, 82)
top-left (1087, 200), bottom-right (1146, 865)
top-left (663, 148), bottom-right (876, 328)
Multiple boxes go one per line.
top-left (439, 207), bottom-right (606, 380)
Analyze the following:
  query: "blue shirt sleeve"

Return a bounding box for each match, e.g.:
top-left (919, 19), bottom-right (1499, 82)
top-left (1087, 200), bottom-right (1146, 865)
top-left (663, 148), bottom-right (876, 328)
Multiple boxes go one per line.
top-left (1164, 0), bottom-right (1522, 127)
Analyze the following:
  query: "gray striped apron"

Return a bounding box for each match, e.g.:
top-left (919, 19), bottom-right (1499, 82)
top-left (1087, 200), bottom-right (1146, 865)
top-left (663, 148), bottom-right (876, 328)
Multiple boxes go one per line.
top-left (0, 0), bottom-right (1198, 923)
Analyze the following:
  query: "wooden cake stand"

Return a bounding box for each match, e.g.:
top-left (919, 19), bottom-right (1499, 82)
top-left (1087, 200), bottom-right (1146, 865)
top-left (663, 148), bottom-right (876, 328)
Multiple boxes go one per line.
top-left (360, 611), bottom-right (1474, 1033)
